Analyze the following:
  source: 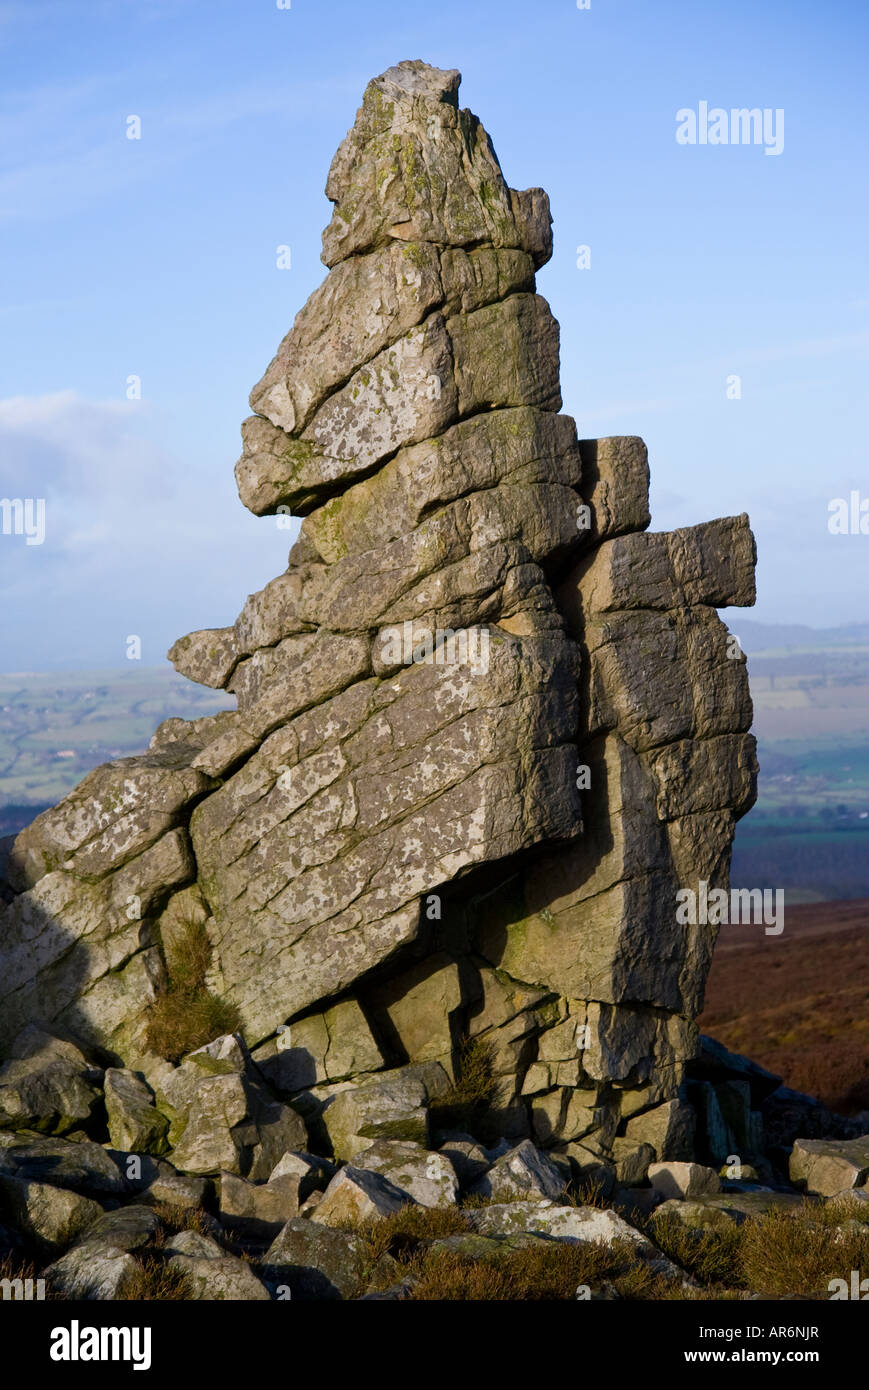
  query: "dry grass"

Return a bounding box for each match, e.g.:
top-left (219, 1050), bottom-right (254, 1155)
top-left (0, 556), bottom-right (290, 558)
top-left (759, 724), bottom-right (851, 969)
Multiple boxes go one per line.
top-left (344, 1194), bottom-right (869, 1301)
top-left (0, 1252), bottom-right (62, 1300)
top-left (457, 1192), bottom-right (501, 1210)
top-left (738, 1203), bottom-right (869, 1297)
top-left (565, 1175), bottom-right (613, 1210)
top-left (144, 919), bottom-right (241, 1062)
top-left (339, 1205), bottom-right (472, 1291)
top-left (429, 1036), bottom-right (503, 1133)
top-left (121, 1255), bottom-right (193, 1301)
top-left (163, 917), bottom-right (213, 993)
top-left (406, 1236), bottom-right (653, 1301)
top-left (150, 1202), bottom-right (220, 1242)
top-left (647, 1209), bottom-right (743, 1287)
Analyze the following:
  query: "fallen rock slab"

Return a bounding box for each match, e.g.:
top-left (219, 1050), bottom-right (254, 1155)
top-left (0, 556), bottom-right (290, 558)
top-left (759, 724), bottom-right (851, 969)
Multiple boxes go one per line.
top-left (0, 1175), bottom-right (102, 1254)
top-left (468, 1140), bottom-right (566, 1202)
top-left (311, 1165), bottom-right (413, 1226)
top-left (104, 1068), bottom-right (169, 1155)
top-left (262, 1217), bottom-right (366, 1300)
top-left (648, 1161), bottom-right (721, 1201)
top-left (790, 1136), bottom-right (869, 1196)
top-left (354, 1139), bottom-right (459, 1208)
top-left (0, 1134), bottom-right (127, 1195)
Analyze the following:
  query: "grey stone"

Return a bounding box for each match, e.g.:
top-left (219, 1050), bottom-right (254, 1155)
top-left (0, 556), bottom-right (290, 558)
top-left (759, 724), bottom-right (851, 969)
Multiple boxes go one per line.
top-left (310, 1165), bottom-right (413, 1225)
top-left (0, 1176), bottom-right (102, 1254)
top-left (104, 1068), bottom-right (169, 1155)
top-left (166, 1249), bottom-right (271, 1300)
top-left (435, 1138), bottom-right (491, 1188)
top-left (321, 1069), bottom-right (432, 1162)
top-left (263, 1217), bottom-right (366, 1300)
top-left (648, 1161), bottom-right (721, 1200)
top-left (468, 1198), bottom-right (682, 1278)
top-left (611, 1139), bottom-right (655, 1186)
top-left (268, 1149), bottom-right (335, 1198)
top-left (43, 1245), bottom-right (141, 1300)
top-left (654, 1191), bottom-right (805, 1230)
top-left (0, 1135), bottom-right (127, 1194)
top-left (0, 1053), bottom-right (100, 1136)
top-left (70, 1203), bottom-right (160, 1253)
top-left (790, 1137), bottom-right (869, 1196)
top-left (157, 1036), bottom-right (308, 1177)
top-left (218, 1170), bottom-right (301, 1241)
top-left (468, 1140), bottom-right (567, 1202)
top-left (624, 1099), bottom-right (696, 1162)
top-left (354, 1140), bottom-right (459, 1207)
top-left (141, 1171), bottom-right (208, 1212)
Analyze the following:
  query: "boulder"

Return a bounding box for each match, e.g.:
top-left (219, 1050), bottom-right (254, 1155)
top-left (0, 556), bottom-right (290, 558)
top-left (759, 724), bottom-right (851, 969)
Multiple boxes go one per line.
top-left (0, 1176), bottom-right (102, 1254)
top-left (310, 1165), bottom-right (413, 1225)
top-left (653, 1191), bottom-right (805, 1231)
top-left (218, 1171), bottom-right (302, 1241)
top-left (468, 1140), bottom-right (566, 1202)
top-left (0, 1042), bottom-right (100, 1136)
top-left (70, 1204), bottom-right (160, 1252)
top-left (789, 1137), bottom-right (869, 1196)
top-left (141, 1170), bottom-right (209, 1212)
top-left (354, 1139), bottom-right (459, 1207)
top-left (435, 1136), bottom-right (491, 1189)
top-left (611, 1139), bottom-right (655, 1186)
top-left (262, 1217), bottom-right (366, 1300)
top-left (43, 1245), bottom-right (141, 1300)
top-left (0, 1134), bottom-right (127, 1195)
top-left (166, 1236), bottom-right (271, 1301)
top-left (157, 1034), bottom-right (307, 1177)
top-left (648, 1161), bottom-right (721, 1201)
top-left (468, 1198), bottom-right (682, 1278)
top-left (104, 1068), bottom-right (169, 1155)
top-left (268, 1149), bottom-right (335, 1198)
top-left (623, 1099), bottom-right (696, 1161)
top-left (321, 1067), bottom-right (437, 1161)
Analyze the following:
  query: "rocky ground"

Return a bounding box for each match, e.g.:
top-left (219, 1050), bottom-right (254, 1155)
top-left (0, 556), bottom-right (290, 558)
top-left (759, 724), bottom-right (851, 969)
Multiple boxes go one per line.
top-left (2, 1023), bottom-right (868, 1301)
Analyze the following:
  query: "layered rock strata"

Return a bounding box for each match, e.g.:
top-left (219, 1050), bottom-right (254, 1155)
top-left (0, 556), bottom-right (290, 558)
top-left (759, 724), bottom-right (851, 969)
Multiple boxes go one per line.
top-left (0, 61), bottom-right (757, 1170)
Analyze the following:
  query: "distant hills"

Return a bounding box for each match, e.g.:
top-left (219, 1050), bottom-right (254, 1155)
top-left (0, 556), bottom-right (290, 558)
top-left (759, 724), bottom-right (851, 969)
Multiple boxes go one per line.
top-left (736, 620), bottom-right (869, 653)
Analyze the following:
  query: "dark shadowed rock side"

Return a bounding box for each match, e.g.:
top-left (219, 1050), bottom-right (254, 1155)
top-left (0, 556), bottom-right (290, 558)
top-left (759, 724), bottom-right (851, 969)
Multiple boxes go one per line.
top-left (1, 62), bottom-right (766, 1186)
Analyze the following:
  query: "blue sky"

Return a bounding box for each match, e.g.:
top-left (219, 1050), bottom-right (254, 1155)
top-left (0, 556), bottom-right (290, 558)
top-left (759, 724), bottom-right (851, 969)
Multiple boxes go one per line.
top-left (1, 0), bottom-right (867, 670)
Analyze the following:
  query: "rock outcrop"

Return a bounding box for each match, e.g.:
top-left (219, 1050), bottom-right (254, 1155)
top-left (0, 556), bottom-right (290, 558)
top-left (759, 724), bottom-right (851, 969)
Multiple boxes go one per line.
top-left (1, 61), bottom-right (759, 1176)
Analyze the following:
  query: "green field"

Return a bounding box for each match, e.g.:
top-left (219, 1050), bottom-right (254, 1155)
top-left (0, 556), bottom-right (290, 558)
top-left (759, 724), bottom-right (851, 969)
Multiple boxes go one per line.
top-left (0, 668), bottom-right (233, 833)
top-left (732, 625), bottom-right (869, 901)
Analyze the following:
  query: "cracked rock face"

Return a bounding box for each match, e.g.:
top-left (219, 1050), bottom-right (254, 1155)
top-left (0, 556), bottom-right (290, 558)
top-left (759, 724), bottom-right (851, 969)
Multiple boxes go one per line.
top-left (0, 61), bottom-right (757, 1162)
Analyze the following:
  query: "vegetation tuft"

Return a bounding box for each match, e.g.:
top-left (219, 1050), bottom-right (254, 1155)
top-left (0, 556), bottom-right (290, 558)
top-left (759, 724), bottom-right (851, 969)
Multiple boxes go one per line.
top-left (121, 1255), bottom-right (194, 1301)
top-left (333, 1192), bottom-right (869, 1301)
top-left (144, 918), bottom-right (241, 1063)
top-left (428, 1036), bottom-right (503, 1134)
